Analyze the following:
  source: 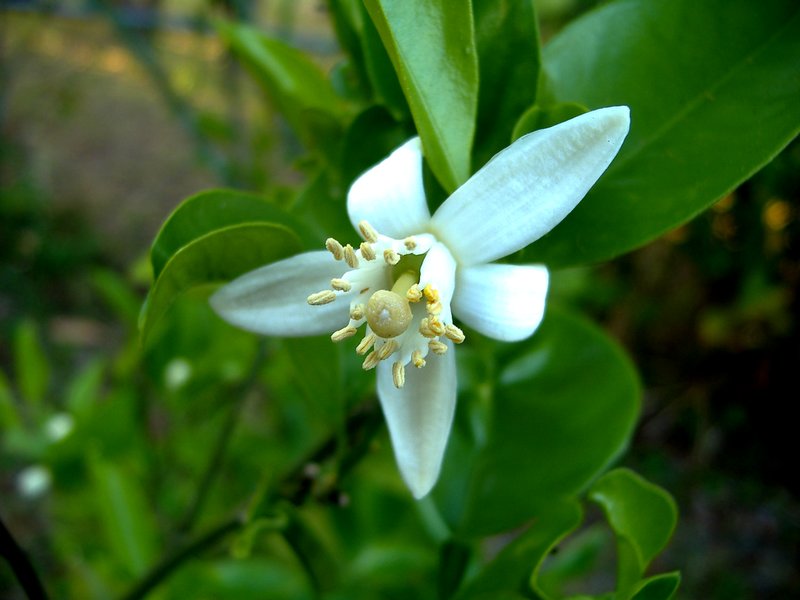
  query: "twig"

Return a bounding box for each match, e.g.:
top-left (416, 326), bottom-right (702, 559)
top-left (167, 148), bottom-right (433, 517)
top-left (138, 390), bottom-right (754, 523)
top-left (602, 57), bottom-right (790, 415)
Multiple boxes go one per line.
top-left (0, 512), bottom-right (49, 600)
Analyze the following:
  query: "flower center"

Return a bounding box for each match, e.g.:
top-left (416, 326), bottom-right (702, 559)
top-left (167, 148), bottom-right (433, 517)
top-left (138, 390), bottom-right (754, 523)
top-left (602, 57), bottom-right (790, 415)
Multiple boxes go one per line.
top-left (306, 220), bottom-right (464, 389)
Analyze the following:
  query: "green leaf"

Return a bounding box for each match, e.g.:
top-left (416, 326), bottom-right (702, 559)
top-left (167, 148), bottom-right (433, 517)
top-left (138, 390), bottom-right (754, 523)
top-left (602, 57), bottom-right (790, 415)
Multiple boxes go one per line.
top-left (13, 319), bottom-right (50, 408)
top-left (472, 0), bottom-right (541, 168)
top-left (511, 102), bottom-right (588, 142)
top-left (524, 0), bottom-right (800, 267)
top-left (139, 223), bottom-right (301, 345)
top-left (589, 468), bottom-right (678, 600)
top-left (630, 572), bottom-right (681, 600)
top-left (456, 500), bottom-right (582, 599)
top-left (449, 307), bottom-right (640, 537)
top-left (364, 0), bottom-right (478, 192)
top-left (89, 269), bottom-right (141, 328)
top-left (0, 369), bottom-right (21, 429)
top-left (340, 105), bottom-right (409, 185)
top-left (149, 188), bottom-right (310, 279)
top-left (64, 359), bottom-right (105, 420)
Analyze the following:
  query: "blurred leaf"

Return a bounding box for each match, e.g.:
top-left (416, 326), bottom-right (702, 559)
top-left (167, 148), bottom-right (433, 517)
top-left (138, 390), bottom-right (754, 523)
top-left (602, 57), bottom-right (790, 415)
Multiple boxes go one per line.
top-left (140, 223), bottom-right (301, 345)
top-left (89, 269), bottom-right (141, 329)
top-left (282, 506), bottom-right (341, 594)
top-left (64, 359), bottom-right (105, 420)
top-left (13, 319), bottom-right (50, 408)
top-left (0, 369), bottom-right (21, 429)
top-left (439, 539), bottom-right (471, 599)
top-left (511, 102), bottom-right (588, 142)
top-left (447, 307), bottom-right (640, 537)
top-left (340, 105), bottom-right (408, 185)
top-left (89, 453), bottom-right (158, 577)
top-left (472, 0), bottom-right (541, 168)
top-left (588, 468), bottom-right (678, 599)
top-left (523, 0), bottom-right (800, 267)
top-left (150, 188), bottom-right (311, 279)
top-left (456, 500), bottom-right (582, 599)
top-left (327, 0), bottom-right (371, 99)
top-left (630, 572), bottom-right (681, 600)
top-left (364, 0), bottom-right (479, 192)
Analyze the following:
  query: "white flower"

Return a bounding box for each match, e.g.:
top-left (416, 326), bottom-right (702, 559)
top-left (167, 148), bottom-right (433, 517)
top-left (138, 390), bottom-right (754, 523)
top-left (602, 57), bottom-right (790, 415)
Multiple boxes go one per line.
top-left (211, 107), bottom-right (630, 498)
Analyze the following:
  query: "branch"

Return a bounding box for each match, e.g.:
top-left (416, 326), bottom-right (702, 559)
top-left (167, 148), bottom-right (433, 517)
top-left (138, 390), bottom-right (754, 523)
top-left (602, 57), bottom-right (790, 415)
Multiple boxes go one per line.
top-left (0, 511), bottom-right (49, 600)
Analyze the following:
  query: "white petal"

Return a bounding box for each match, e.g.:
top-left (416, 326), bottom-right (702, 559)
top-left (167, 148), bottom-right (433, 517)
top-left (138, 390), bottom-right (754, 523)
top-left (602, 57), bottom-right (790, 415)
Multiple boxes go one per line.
top-left (210, 251), bottom-right (349, 336)
top-left (431, 106), bottom-right (631, 265)
top-left (347, 138), bottom-right (432, 239)
top-left (452, 263), bottom-right (548, 341)
top-left (419, 242), bottom-right (457, 318)
top-left (376, 344), bottom-right (456, 499)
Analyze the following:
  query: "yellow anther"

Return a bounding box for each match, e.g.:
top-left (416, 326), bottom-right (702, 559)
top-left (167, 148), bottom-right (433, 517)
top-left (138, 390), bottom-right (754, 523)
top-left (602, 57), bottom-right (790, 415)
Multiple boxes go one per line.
top-left (444, 324), bottom-right (465, 344)
top-left (344, 244), bottom-right (359, 268)
top-left (356, 333), bottom-right (376, 355)
top-left (423, 284), bottom-right (439, 303)
top-left (406, 284), bottom-right (422, 302)
top-left (428, 317), bottom-right (446, 336)
top-left (377, 339), bottom-right (398, 360)
top-left (308, 290), bottom-right (336, 305)
top-left (325, 238), bottom-right (344, 260)
top-left (383, 248), bottom-right (401, 265)
top-left (331, 278), bottom-right (351, 292)
top-left (419, 318), bottom-right (436, 338)
top-left (358, 220), bottom-right (379, 243)
top-left (426, 301), bottom-right (443, 316)
top-left (366, 290), bottom-right (412, 338)
top-left (403, 237), bottom-right (417, 250)
top-left (392, 362), bottom-right (405, 388)
top-left (429, 340), bottom-right (448, 355)
top-left (331, 325), bottom-right (357, 342)
top-left (360, 241), bottom-right (376, 261)
top-left (349, 303), bottom-right (365, 321)
top-left (411, 350), bottom-right (426, 368)
top-left (362, 351), bottom-right (380, 370)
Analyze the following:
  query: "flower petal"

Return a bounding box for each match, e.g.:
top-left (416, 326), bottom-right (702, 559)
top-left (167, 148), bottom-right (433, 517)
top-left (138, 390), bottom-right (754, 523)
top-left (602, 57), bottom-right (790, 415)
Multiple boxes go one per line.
top-left (210, 251), bottom-right (349, 336)
top-left (419, 242), bottom-right (457, 318)
top-left (376, 343), bottom-right (456, 499)
top-left (431, 106), bottom-right (631, 265)
top-left (452, 263), bottom-right (548, 341)
top-left (347, 138), bottom-right (432, 239)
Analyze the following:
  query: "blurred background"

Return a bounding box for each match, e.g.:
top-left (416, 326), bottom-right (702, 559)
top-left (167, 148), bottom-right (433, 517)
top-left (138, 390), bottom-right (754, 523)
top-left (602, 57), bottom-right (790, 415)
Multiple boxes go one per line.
top-left (1, 0), bottom-right (798, 598)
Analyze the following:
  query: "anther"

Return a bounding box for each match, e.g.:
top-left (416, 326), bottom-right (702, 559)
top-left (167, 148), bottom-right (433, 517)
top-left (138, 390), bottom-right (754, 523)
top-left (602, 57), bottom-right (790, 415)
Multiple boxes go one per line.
top-left (411, 350), bottom-right (426, 368)
top-left (426, 301), bottom-right (443, 316)
top-left (362, 351), bottom-right (380, 370)
top-left (406, 284), bottom-right (422, 303)
top-left (331, 326), bottom-right (357, 342)
top-left (377, 339), bottom-right (398, 360)
top-left (360, 242), bottom-right (376, 261)
top-left (325, 238), bottom-right (344, 260)
top-left (356, 333), bottom-right (376, 355)
top-left (383, 248), bottom-right (400, 265)
top-left (343, 244), bottom-right (359, 268)
top-left (403, 237), bottom-right (417, 250)
top-left (445, 324), bottom-right (465, 343)
top-left (366, 290), bottom-right (413, 338)
top-left (423, 284), bottom-right (439, 303)
top-left (429, 340), bottom-right (448, 355)
top-left (419, 318), bottom-right (435, 338)
top-left (308, 290), bottom-right (336, 305)
top-left (331, 278), bottom-right (351, 292)
top-left (392, 362), bottom-right (405, 388)
top-left (358, 220), bottom-right (379, 243)
top-left (428, 317), bottom-right (446, 336)
top-left (349, 304), bottom-right (365, 321)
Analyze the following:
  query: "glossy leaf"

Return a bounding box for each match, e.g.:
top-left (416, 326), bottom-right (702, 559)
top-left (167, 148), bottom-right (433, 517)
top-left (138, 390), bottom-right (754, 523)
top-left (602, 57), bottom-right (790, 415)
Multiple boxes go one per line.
top-left (140, 223), bottom-right (301, 345)
top-left (150, 188), bottom-right (310, 278)
top-left (364, 0), bottom-right (478, 192)
top-left (456, 500), bottom-right (582, 600)
top-left (472, 0), bottom-right (541, 168)
top-left (523, 0), bottom-right (800, 267)
top-left (589, 468), bottom-right (678, 599)
top-left (447, 307), bottom-right (640, 537)
top-left (630, 572), bottom-right (681, 600)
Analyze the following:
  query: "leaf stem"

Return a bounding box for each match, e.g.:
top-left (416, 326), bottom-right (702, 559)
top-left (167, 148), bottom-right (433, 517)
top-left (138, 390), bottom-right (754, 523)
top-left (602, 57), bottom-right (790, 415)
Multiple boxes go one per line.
top-left (0, 511), bottom-right (49, 600)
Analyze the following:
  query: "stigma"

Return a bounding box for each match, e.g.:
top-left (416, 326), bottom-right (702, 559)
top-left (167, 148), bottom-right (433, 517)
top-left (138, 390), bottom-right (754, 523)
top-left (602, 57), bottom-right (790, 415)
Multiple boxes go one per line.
top-left (306, 220), bottom-right (464, 388)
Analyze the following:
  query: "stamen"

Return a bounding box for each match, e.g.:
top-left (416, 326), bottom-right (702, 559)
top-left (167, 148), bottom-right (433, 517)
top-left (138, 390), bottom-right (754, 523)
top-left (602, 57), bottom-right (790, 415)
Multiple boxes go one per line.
top-left (406, 284), bottom-right (422, 303)
top-left (356, 333), bottom-right (376, 355)
top-left (325, 238), bottom-right (344, 260)
top-left (429, 340), bottom-right (448, 355)
top-left (331, 326), bottom-right (357, 342)
top-left (349, 304), bottom-right (365, 321)
top-left (360, 242), bottom-right (376, 261)
top-left (445, 324), bottom-right (465, 344)
top-left (331, 278), bottom-right (351, 292)
top-left (426, 301), bottom-right (443, 315)
top-left (362, 351), bottom-right (380, 370)
top-left (392, 362), bottom-right (405, 388)
top-left (377, 339), bottom-right (398, 360)
top-left (411, 350), bottom-right (426, 368)
top-left (308, 290), bottom-right (336, 305)
top-left (358, 220), bottom-right (379, 243)
top-left (423, 284), bottom-right (439, 303)
top-left (419, 318), bottom-right (436, 338)
top-left (344, 244), bottom-right (359, 268)
top-left (383, 248), bottom-right (400, 265)
top-left (428, 317), bottom-right (446, 336)
top-left (403, 237), bottom-right (417, 250)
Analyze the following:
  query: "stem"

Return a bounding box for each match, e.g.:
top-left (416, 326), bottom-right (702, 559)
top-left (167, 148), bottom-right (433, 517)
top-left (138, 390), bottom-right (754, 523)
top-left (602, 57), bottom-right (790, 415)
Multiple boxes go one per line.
top-left (0, 512), bottom-right (49, 600)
